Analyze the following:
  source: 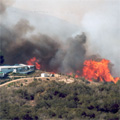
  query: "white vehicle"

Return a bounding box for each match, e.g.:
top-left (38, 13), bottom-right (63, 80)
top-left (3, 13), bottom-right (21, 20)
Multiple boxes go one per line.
top-left (41, 73), bottom-right (49, 77)
top-left (41, 73), bottom-right (54, 77)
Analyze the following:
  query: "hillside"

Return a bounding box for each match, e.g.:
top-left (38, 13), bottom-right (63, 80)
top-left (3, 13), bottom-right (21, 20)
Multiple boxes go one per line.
top-left (0, 72), bottom-right (120, 120)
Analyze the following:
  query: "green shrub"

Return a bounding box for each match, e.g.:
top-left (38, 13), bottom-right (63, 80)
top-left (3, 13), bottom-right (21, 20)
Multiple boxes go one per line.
top-left (0, 80), bottom-right (120, 120)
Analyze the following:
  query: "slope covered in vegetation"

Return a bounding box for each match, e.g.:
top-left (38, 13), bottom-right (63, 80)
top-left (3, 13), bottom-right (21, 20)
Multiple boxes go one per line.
top-left (0, 79), bottom-right (120, 120)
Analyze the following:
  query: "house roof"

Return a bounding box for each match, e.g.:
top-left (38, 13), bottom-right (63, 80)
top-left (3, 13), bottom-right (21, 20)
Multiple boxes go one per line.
top-left (0, 64), bottom-right (34, 69)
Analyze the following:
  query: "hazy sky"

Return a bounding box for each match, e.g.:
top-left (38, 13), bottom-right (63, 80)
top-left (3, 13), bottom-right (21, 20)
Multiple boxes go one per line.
top-left (12, 0), bottom-right (105, 25)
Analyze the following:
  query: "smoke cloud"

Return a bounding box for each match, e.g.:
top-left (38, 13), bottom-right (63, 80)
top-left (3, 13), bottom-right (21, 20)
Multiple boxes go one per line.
top-left (0, 0), bottom-right (14, 14)
top-left (1, 19), bottom-right (88, 73)
top-left (50, 33), bottom-right (86, 73)
top-left (0, 0), bottom-right (89, 73)
top-left (1, 20), bottom-right (59, 71)
top-left (0, 0), bottom-right (119, 76)
top-left (81, 0), bottom-right (120, 76)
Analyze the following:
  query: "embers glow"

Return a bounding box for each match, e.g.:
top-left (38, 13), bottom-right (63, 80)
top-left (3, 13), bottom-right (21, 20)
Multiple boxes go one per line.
top-left (67, 70), bottom-right (80, 78)
top-left (82, 59), bottom-right (119, 83)
top-left (26, 57), bottom-right (41, 70)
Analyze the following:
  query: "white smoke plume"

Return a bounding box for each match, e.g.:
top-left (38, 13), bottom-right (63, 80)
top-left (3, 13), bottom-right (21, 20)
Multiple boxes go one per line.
top-left (81, 0), bottom-right (120, 76)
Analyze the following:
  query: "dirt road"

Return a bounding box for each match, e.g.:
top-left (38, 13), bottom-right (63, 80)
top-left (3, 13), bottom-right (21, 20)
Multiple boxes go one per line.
top-left (0, 75), bottom-right (74, 88)
top-left (0, 77), bottom-right (35, 88)
top-left (0, 76), bottom-right (58, 88)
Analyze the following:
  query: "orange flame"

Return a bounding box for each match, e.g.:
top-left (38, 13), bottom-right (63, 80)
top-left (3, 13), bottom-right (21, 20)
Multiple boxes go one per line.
top-left (67, 71), bottom-right (80, 78)
top-left (50, 72), bottom-right (55, 74)
top-left (82, 59), bottom-right (119, 83)
top-left (26, 57), bottom-right (120, 84)
top-left (26, 57), bottom-right (41, 70)
top-left (67, 72), bottom-right (73, 76)
top-left (75, 75), bottom-right (79, 78)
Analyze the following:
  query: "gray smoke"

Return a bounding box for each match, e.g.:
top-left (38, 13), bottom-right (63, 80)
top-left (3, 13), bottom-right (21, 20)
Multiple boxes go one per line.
top-left (0, 20), bottom-right (60, 71)
top-left (0, 0), bottom-right (14, 14)
top-left (0, 19), bottom-right (88, 73)
top-left (50, 33), bottom-right (86, 73)
top-left (0, 0), bottom-right (117, 76)
top-left (0, 1), bottom-right (89, 73)
top-left (0, 1), bottom-right (6, 14)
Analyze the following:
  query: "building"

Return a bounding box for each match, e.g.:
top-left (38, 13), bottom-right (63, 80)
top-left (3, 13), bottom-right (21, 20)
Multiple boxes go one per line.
top-left (0, 64), bottom-right (35, 78)
top-left (0, 66), bottom-right (13, 75)
top-left (0, 72), bottom-right (5, 78)
top-left (41, 73), bottom-right (54, 77)
top-left (12, 64), bottom-right (34, 74)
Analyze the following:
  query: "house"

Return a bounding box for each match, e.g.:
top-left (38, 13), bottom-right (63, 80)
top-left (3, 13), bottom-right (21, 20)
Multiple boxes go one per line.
top-left (0, 66), bottom-right (13, 74)
top-left (0, 64), bottom-right (35, 77)
top-left (12, 64), bottom-right (35, 74)
top-left (0, 72), bottom-right (5, 78)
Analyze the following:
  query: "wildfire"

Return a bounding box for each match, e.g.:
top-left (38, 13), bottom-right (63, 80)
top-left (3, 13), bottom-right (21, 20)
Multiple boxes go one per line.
top-left (26, 57), bottom-right (119, 84)
top-left (26, 57), bottom-right (41, 70)
top-left (82, 59), bottom-right (119, 83)
top-left (67, 70), bottom-right (80, 78)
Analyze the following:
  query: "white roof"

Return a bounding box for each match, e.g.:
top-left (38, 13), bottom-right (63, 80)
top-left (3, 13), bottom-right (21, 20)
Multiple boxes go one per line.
top-left (0, 66), bottom-right (13, 69)
top-left (0, 64), bottom-right (34, 69)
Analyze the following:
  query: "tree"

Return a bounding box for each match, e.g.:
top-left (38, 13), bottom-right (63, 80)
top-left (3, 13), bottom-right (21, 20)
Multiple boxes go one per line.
top-left (0, 55), bottom-right (4, 64)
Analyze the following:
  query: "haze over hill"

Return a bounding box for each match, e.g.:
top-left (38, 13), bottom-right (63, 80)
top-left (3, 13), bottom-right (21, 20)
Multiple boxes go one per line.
top-left (3, 7), bottom-right (81, 40)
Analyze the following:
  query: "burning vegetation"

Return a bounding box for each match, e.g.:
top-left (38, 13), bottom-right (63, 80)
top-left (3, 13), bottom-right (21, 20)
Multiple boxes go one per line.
top-left (82, 59), bottom-right (119, 83)
top-left (26, 57), bottom-right (41, 70)
top-left (26, 57), bottom-right (120, 83)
